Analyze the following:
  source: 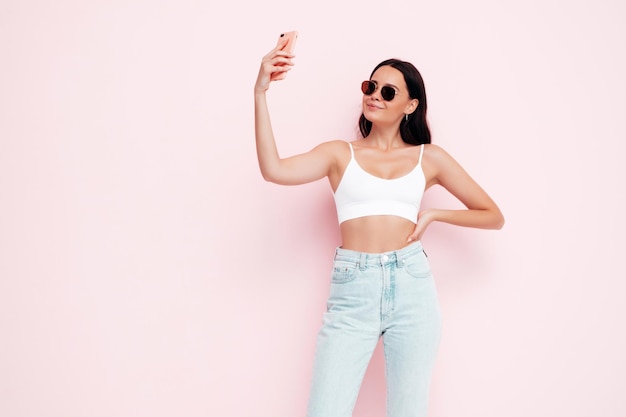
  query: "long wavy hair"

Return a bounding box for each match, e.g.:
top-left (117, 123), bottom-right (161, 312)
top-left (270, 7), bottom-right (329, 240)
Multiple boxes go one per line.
top-left (358, 59), bottom-right (431, 145)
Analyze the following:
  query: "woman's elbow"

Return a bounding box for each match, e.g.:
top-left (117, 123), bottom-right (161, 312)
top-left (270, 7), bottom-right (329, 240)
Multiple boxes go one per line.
top-left (260, 170), bottom-right (274, 182)
top-left (260, 167), bottom-right (288, 185)
top-left (492, 211), bottom-right (505, 230)
top-left (258, 165), bottom-right (279, 183)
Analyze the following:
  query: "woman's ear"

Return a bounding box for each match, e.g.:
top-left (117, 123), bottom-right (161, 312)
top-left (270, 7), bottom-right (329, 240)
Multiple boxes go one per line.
top-left (406, 99), bottom-right (419, 115)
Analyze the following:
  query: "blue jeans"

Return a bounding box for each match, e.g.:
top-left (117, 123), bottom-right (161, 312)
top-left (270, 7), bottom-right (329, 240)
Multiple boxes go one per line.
top-left (307, 241), bottom-right (442, 417)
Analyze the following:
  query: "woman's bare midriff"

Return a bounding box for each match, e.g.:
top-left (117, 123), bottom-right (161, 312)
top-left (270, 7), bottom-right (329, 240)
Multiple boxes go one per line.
top-left (339, 215), bottom-right (417, 253)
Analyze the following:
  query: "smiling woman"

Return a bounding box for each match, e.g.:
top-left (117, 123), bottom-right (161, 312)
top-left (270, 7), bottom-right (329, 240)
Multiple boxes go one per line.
top-left (254, 37), bottom-right (504, 417)
top-left (359, 60), bottom-right (431, 147)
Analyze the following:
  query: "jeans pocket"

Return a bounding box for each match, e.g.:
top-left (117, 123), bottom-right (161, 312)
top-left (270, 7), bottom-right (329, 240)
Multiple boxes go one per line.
top-left (404, 251), bottom-right (432, 279)
top-left (331, 259), bottom-right (358, 284)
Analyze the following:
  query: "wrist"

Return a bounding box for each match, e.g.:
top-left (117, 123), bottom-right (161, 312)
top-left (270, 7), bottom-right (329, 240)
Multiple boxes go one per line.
top-left (419, 209), bottom-right (437, 225)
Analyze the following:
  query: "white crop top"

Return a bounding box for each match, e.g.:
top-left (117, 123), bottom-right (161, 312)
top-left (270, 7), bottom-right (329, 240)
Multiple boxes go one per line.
top-left (333, 142), bottom-right (426, 224)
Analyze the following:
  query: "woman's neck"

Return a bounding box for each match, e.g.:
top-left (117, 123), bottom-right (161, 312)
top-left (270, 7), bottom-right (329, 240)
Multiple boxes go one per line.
top-left (364, 126), bottom-right (404, 150)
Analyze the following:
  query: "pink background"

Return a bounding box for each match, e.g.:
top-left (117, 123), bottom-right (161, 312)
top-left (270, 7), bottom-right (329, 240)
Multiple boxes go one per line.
top-left (1, 1), bottom-right (625, 416)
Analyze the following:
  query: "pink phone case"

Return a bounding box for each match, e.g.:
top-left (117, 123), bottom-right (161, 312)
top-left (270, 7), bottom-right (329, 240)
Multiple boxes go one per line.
top-left (277, 31), bottom-right (298, 54)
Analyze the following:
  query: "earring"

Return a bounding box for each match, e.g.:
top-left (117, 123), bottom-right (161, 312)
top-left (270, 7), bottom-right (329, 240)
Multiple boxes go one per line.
top-left (405, 114), bottom-right (409, 121)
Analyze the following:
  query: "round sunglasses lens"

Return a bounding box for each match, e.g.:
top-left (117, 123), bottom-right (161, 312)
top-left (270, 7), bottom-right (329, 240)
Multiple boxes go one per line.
top-left (361, 81), bottom-right (376, 95)
top-left (381, 86), bottom-right (396, 101)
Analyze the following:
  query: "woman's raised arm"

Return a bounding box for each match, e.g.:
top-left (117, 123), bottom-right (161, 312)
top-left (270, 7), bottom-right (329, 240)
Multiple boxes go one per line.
top-left (254, 43), bottom-right (336, 185)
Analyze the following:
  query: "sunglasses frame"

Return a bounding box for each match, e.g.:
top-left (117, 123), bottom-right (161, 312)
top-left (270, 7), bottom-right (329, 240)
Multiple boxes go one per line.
top-left (361, 80), bottom-right (400, 101)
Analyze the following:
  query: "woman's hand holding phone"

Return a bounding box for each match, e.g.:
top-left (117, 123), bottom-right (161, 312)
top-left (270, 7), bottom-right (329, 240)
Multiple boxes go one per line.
top-left (254, 31), bottom-right (297, 93)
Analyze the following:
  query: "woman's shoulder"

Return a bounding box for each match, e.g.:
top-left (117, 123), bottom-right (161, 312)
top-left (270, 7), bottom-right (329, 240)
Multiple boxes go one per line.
top-left (318, 139), bottom-right (353, 147)
top-left (314, 139), bottom-right (353, 154)
top-left (422, 143), bottom-right (466, 174)
top-left (310, 140), bottom-right (354, 168)
top-left (422, 143), bottom-right (453, 161)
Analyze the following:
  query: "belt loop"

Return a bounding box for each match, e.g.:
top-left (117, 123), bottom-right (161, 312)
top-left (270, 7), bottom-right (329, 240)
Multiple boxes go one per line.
top-left (395, 251), bottom-right (402, 268)
top-left (359, 252), bottom-right (367, 270)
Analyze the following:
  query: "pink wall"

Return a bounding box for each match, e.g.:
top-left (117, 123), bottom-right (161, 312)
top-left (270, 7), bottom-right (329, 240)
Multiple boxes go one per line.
top-left (1, 1), bottom-right (625, 416)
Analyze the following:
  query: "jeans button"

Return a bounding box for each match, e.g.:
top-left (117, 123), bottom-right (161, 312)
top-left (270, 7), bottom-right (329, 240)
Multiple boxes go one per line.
top-left (382, 255), bottom-right (389, 262)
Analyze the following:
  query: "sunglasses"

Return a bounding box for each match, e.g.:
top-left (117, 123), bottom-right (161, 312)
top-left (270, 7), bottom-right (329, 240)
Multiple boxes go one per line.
top-left (361, 80), bottom-right (401, 101)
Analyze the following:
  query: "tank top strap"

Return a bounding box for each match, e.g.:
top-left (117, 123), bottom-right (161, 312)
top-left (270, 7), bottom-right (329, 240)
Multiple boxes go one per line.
top-left (418, 144), bottom-right (425, 165)
top-left (348, 142), bottom-right (355, 159)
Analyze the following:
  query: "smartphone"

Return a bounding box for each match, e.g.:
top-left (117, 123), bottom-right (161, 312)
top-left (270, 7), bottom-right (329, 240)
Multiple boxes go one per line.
top-left (277, 31), bottom-right (298, 54)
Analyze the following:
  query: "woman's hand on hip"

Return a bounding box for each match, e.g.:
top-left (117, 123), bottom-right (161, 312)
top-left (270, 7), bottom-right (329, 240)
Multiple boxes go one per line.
top-left (407, 209), bottom-right (434, 243)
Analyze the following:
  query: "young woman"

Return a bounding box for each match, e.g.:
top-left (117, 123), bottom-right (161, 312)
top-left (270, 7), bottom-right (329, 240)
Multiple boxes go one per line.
top-left (254, 39), bottom-right (504, 417)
